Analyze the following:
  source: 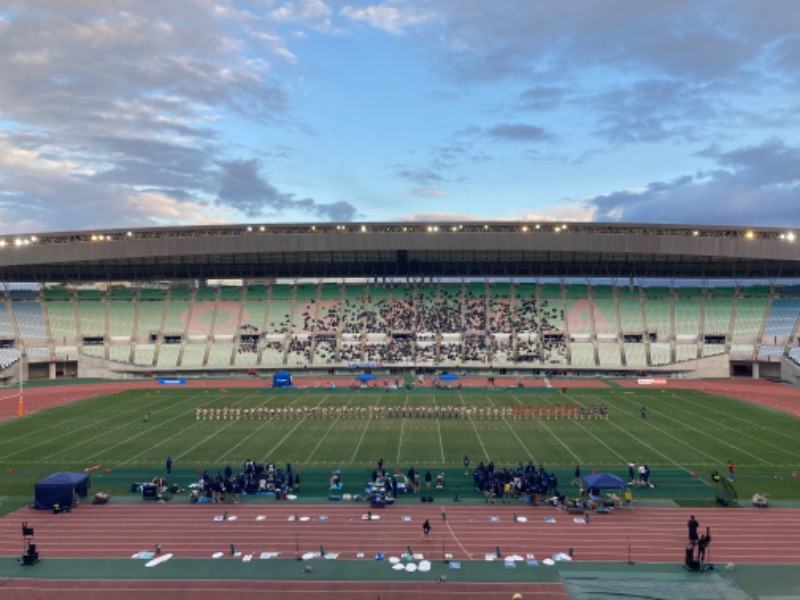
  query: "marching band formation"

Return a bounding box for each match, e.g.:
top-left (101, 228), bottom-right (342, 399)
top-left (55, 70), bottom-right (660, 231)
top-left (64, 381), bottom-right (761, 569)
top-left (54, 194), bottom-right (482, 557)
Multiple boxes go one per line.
top-left (195, 403), bottom-right (610, 420)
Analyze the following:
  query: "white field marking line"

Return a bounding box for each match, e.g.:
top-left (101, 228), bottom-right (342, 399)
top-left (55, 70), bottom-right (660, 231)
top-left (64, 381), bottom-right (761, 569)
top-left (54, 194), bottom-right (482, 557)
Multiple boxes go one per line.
top-left (612, 391), bottom-right (765, 465)
top-left (563, 392), bottom-right (710, 484)
top-left (396, 394), bottom-right (410, 463)
top-left (10, 392), bottom-right (196, 462)
top-left (214, 394), bottom-right (302, 463)
top-left (459, 395), bottom-right (490, 462)
top-left (0, 390), bottom-right (171, 458)
top-left (671, 393), bottom-right (800, 461)
top-left (520, 394), bottom-right (582, 464)
top-left (537, 395), bottom-right (628, 464)
top-left (433, 394), bottom-right (446, 463)
top-left (349, 396), bottom-right (383, 462)
top-left (175, 393), bottom-right (282, 464)
top-left (445, 520), bottom-right (474, 560)
top-left (601, 392), bottom-right (724, 464)
top-left (94, 393), bottom-right (229, 464)
top-left (263, 394), bottom-right (331, 459)
top-left (120, 405), bottom-right (233, 466)
top-left (304, 394), bottom-right (356, 463)
top-left (500, 395), bottom-right (537, 463)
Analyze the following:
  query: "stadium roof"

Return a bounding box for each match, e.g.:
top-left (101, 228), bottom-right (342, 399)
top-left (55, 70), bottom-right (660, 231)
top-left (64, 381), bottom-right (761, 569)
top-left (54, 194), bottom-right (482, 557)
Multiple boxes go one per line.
top-left (1, 222), bottom-right (799, 282)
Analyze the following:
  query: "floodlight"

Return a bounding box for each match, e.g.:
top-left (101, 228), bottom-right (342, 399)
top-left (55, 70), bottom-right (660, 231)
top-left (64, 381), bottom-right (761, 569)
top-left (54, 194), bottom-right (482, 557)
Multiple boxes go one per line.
top-left (788, 232), bottom-right (796, 242)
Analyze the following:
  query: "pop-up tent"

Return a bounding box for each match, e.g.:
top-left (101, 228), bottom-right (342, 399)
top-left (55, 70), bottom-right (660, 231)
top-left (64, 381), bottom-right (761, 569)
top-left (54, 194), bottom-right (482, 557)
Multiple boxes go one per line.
top-left (439, 373), bottom-right (460, 381)
top-left (34, 471), bottom-right (90, 510)
top-left (272, 370), bottom-right (294, 388)
top-left (582, 473), bottom-right (627, 489)
top-left (356, 373), bottom-right (376, 382)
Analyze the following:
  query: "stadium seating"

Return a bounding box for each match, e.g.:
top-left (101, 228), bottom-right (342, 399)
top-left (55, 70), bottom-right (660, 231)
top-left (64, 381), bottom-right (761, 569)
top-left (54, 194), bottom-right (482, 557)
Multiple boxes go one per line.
top-left (46, 301), bottom-right (78, 340)
top-left (0, 303), bottom-right (15, 338)
top-left (763, 298), bottom-right (800, 340)
top-left (597, 343), bottom-right (622, 366)
top-left (3, 282), bottom-right (797, 375)
top-left (12, 302), bottom-right (47, 339)
top-left (732, 298), bottom-right (768, 342)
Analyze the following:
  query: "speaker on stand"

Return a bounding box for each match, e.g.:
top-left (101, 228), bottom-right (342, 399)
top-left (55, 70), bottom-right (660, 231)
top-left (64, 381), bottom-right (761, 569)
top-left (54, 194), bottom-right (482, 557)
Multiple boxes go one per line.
top-left (19, 522), bottom-right (40, 565)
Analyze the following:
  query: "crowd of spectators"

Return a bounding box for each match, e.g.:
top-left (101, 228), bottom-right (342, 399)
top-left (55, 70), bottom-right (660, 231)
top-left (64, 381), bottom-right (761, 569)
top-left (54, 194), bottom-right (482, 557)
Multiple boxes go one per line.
top-left (473, 461), bottom-right (562, 504)
top-left (192, 460), bottom-right (300, 504)
top-left (235, 283), bottom-right (577, 366)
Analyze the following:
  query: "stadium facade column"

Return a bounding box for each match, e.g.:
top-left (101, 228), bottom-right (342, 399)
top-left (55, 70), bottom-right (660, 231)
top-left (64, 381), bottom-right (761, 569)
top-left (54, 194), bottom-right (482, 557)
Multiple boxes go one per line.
top-left (752, 362), bottom-right (760, 379)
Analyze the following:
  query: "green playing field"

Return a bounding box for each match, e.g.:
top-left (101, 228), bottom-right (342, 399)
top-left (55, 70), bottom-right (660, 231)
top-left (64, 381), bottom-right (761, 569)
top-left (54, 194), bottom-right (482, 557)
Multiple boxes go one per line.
top-left (1, 386), bottom-right (798, 514)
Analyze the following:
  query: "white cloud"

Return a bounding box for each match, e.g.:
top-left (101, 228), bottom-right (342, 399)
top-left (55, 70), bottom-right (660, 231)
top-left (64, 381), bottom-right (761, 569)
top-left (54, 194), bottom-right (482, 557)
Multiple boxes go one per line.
top-left (340, 2), bottom-right (435, 34)
top-left (409, 187), bottom-right (445, 197)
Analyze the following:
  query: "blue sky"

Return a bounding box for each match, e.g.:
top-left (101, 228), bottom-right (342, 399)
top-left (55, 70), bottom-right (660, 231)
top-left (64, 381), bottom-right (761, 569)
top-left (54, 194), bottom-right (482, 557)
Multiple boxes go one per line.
top-left (1, 0), bottom-right (800, 234)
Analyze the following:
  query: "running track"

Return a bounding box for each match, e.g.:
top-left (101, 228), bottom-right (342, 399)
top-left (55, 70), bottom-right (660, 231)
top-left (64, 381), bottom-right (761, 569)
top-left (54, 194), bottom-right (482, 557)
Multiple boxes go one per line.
top-left (2, 504), bottom-right (798, 564)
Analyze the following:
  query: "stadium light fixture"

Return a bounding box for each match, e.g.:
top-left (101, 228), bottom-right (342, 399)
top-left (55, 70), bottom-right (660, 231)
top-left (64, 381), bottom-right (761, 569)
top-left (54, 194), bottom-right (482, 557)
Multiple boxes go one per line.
top-left (0, 240), bottom-right (6, 248)
top-left (693, 230), bottom-right (699, 236)
top-left (484, 225), bottom-right (488, 230)
top-left (14, 239), bottom-right (22, 246)
top-left (246, 226), bottom-right (253, 232)
top-left (127, 231), bottom-right (133, 237)
top-left (745, 231), bottom-right (755, 240)
top-left (521, 226), bottom-right (529, 232)
top-left (788, 232), bottom-right (796, 242)
top-left (30, 236), bottom-right (37, 242)
top-left (361, 225), bottom-right (367, 232)
top-left (535, 224), bottom-right (541, 230)
top-left (259, 226), bottom-right (265, 232)
top-left (562, 224), bottom-right (568, 230)
top-left (554, 226), bottom-right (561, 233)
top-left (106, 235), bottom-right (111, 241)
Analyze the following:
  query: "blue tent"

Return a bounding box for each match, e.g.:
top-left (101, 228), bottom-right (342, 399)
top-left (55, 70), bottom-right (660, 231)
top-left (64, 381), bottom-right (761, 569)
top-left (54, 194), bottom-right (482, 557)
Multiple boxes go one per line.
top-left (272, 370), bottom-right (294, 388)
top-left (356, 373), bottom-right (376, 382)
top-left (34, 471), bottom-right (90, 510)
top-left (582, 473), bottom-right (627, 490)
top-left (440, 373), bottom-right (460, 381)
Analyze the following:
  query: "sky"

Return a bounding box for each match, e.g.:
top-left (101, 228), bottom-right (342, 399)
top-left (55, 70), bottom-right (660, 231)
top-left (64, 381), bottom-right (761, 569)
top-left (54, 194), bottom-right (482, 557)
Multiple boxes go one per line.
top-left (1, 0), bottom-right (800, 235)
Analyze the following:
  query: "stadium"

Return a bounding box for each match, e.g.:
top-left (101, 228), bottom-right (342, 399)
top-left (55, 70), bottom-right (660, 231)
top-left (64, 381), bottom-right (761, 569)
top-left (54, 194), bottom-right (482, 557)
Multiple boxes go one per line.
top-left (1, 220), bottom-right (800, 599)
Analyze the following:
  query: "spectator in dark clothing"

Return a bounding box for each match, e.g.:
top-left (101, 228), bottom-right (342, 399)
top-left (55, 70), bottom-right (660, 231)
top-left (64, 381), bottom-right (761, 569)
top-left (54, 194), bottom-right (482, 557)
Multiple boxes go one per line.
top-left (688, 515), bottom-right (700, 545)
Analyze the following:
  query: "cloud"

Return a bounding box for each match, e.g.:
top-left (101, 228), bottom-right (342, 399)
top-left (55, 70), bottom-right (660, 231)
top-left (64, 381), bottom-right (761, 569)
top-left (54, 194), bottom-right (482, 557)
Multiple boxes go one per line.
top-left (340, 2), bottom-right (435, 34)
top-left (217, 158), bottom-right (359, 221)
top-left (393, 165), bottom-right (445, 186)
top-left (486, 123), bottom-right (551, 143)
top-left (0, 2), bottom-right (366, 233)
top-left (409, 187), bottom-right (446, 198)
top-left (396, 212), bottom-right (485, 222)
top-left (587, 139), bottom-right (800, 227)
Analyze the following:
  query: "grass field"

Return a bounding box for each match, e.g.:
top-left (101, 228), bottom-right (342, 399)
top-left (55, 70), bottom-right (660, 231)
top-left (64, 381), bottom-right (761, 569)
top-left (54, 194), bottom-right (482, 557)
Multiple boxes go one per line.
top-left (1, 386), bottom-right (799, 514)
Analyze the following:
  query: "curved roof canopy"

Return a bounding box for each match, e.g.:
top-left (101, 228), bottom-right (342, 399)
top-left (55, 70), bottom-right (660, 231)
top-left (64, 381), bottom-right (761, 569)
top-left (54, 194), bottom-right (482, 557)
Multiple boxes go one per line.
top-left (1, 222), bottom-right (799, 282)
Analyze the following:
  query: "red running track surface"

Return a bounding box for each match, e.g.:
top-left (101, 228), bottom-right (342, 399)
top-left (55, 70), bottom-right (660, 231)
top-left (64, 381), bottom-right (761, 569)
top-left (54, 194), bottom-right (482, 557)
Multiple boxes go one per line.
top-left (2, 504), bottom-right (798, 565)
